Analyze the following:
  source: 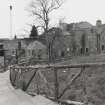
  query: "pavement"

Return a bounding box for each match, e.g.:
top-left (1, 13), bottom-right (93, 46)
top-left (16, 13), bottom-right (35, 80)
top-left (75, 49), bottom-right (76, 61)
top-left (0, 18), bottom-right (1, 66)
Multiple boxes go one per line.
top-left (0, 70), bottom-right (58, 105)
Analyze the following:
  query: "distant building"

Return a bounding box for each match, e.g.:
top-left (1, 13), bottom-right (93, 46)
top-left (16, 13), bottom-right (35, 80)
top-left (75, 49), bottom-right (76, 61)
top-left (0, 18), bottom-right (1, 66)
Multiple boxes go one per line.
top-left (59, 20), bottom-right (105, 55)
top-left (0, 20), bottom-right (105, 64)
top-left (26, 40), bottom-right (47, 60)
top-left (0, 38), bottom-right (47, 65)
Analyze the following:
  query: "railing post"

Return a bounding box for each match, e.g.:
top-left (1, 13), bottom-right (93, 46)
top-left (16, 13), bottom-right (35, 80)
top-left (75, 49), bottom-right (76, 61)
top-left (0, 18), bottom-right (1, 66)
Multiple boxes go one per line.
top-left (10, 66), bottom-right (17, 87)
top-left (54, 67), bottom-right (59, 101)
top-left (82, 66), bottom-right (88, 104)
top-left (10, 66), bottom-right (12, 84)
top-left (16, 49), bottom-right (18, 64)
top-left (36, 79), bottom-right (40, 94)
top-left (4, 50), bottom-right (6, 71)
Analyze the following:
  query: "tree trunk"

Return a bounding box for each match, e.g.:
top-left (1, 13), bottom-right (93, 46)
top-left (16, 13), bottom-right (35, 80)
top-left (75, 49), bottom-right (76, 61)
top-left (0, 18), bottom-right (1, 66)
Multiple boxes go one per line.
top-left (96, 34), bottom-right (101, 53)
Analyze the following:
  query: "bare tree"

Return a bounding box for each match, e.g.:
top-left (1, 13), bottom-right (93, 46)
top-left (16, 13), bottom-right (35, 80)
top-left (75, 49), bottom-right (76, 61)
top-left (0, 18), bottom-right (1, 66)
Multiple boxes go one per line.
top-left (28, 0), bottom-right (64, 33)
top-left (46, 28), bottom-right (64, 62)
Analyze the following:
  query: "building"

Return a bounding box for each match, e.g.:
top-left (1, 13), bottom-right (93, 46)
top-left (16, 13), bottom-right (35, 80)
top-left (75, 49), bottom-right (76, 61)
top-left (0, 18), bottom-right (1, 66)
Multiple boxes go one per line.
top-left (26, 40), bottom-right (47, 60)
top-left (59, 20), bottom-right (105, 55)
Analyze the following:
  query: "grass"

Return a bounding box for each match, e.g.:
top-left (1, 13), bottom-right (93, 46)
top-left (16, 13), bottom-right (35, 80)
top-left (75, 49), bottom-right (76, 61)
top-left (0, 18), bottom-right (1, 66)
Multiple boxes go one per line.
top-left (11, 53), bottom-right (105, 105)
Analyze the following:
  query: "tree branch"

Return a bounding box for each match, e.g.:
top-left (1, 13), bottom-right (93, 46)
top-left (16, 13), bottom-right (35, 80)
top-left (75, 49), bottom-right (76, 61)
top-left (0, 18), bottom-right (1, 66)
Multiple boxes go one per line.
top-left (28, 0), bottom-right (64, 33)
top-left (32, 11), bottom-right (44, 21)
top-left (48, 0), bottom-right (63, 13)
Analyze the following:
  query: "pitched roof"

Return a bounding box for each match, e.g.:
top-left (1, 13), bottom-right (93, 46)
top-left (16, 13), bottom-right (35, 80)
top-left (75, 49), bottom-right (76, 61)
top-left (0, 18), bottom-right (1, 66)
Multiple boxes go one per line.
top-left (27, 40), bottom-right (46, 50)
top-left (74, 22), bottom-right (93, 29)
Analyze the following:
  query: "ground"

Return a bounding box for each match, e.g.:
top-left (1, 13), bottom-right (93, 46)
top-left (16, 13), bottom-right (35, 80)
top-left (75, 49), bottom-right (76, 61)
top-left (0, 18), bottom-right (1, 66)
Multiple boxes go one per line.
top-left (3, 53), bottom-right (105, 105)
top-left (12, 53), bottom-right (105, 105)
top-left (0, 70), bottom-right (58, 105)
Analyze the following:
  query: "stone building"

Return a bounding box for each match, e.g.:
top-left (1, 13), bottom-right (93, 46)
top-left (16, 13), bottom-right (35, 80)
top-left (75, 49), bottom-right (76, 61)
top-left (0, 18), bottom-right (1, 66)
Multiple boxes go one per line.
top-left (59, 20), bottom-right (105, 55)
top-left (26, 40), bottom-right (47, 60)
top-left (0, 20), bottom-right (105, 64)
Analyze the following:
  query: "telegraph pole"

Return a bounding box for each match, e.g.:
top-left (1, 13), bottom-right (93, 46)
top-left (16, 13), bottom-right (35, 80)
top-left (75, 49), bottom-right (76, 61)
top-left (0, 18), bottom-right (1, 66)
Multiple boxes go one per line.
top-left (10, 5), bottom-right (13, 38)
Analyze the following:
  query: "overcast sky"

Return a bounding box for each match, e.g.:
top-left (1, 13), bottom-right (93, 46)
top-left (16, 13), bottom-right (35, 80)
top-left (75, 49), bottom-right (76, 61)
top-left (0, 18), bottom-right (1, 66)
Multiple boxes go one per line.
top-left (1, 0), bottom-right (105, 38)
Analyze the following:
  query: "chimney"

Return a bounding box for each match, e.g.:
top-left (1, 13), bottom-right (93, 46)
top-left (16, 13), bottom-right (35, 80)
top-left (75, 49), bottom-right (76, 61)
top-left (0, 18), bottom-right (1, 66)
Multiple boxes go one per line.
top-left (96, 20), bottom-right (102, 27)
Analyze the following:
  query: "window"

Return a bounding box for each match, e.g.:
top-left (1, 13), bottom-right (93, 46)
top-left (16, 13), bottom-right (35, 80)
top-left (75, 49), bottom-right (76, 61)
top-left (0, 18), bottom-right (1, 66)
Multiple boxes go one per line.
top-left (32, 50), bottom-right (34, 56)
top-left (12, 50), bottom-right (15, 54)
top-left (102, 45), bottom-right (104, 51)
top-left (38, 49), bottom-right (42, 59)
top-left (80, 48), bottom-right (83, 54)
top-left (86, 48), bottom-right (88, 53)
top-left (0, 50), bottom-right (4, 56)
top-left (61, 51), bottom-right (65, 57)
top-left (28, 50), bottom-right (31, 56)
top-left (38, 54), bottom-right (41, 59)
top-left (0, 44), bottom-right (3, 49)
top-left (0, 44), bottom-right (4, 56)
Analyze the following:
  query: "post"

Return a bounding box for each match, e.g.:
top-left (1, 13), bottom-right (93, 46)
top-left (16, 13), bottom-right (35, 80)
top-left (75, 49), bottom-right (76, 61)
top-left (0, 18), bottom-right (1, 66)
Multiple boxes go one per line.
top-left (16, 49), bottom-right (18, 64)
top-left (54, 68), bottom-right (59, 101)
top-left (10, 5), bottom-right (13, 38)
top-left (97, 34), bottom-right (101, 53)
top-left (82, 66), bottom-right (88, 104)
top-left (4, 50), bottom-right (6, 71)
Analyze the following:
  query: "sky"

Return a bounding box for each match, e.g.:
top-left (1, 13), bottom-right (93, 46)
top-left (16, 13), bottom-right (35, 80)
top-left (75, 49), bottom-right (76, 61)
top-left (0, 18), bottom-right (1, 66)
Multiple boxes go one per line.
top-left (0, 0), bottom-right (105, 38)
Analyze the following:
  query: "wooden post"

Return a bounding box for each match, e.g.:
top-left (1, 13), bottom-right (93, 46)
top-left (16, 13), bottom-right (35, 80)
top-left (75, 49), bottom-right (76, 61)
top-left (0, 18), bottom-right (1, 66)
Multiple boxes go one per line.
top-left (16, 49), bottom-right (18, 64)
top-left (36, 79), bottom-right (40, 94)
top-left (4, 49), bottom-right (6, 71)
top-left (10, 67), bottom-right (12, 84)
top-left (82, 66), bottom-right (88, 104)
top-left (54, 67), bottom-right (59, 101)
top-left (12, 68), bottom-right (17, 86)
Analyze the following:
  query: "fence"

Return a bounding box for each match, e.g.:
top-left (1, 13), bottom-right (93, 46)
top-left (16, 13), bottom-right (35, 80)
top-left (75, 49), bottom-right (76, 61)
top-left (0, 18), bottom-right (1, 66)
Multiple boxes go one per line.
top-left (9, 62), bottom-right (105, 103)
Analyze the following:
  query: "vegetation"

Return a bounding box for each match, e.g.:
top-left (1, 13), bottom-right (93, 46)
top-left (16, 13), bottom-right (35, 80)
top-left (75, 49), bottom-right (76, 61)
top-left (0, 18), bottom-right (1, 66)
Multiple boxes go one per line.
top-left (10, 54), bottom-right (105, 105)
top-left (30, 25), bottom-right (38, 38)
top-left (28, 0), bottom-right (64, 33)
